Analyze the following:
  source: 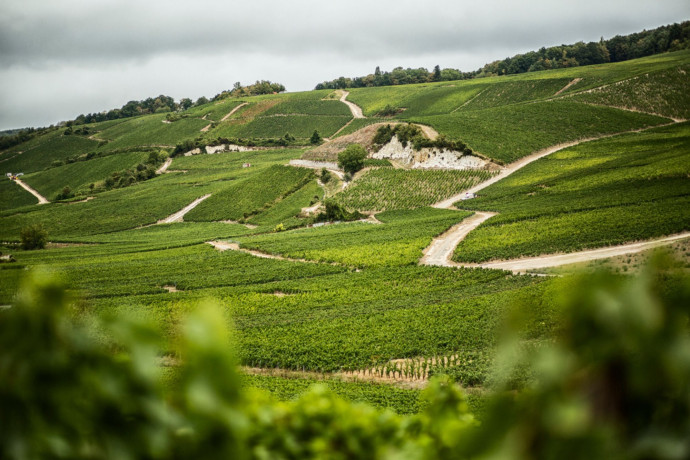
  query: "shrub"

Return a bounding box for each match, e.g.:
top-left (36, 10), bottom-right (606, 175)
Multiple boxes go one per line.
top-left (20, 224), bottom-right (48, 250)
top-left (54, 186), bottom-right (74, 201)
top-left (338, 144), bottom-right (368, 175)
top-left (320, 168), bottom-right (331, 184)
top-left (315, 199), bottom-right (363, 222)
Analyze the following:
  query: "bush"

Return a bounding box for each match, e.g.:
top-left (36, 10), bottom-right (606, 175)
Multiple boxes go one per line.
top-left (1, 257), bottom-right (689, 458)
top-left (338, 144), bottom-right (368, 175)
top-left (320, 168), bottom-right (331, 184)
top-left (314, 199), bottom-right (363, 222)
top-left (20, 224), bottom-right (48, 250)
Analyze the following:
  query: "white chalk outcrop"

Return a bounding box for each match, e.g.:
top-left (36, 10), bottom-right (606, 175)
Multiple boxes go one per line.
top-left (184, 144), bottom-right (253, 156)
top-left (372, 136), bottom-right (489, 170)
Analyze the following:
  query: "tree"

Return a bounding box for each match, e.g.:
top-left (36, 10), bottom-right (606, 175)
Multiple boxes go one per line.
top-left (310, 130), bottom-right (322, 145)
top-left (337, 144), bottom-right (368, 175)
top-left (433, 65), bottom-right (441, 81)
top-left (179, 98), bottom-right (193, 110)
top-left (20, 224), bottom-right (48, 250)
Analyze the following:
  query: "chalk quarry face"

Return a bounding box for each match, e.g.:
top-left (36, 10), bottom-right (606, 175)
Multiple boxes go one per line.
top-left (371, 136), bottom-right (489, 170)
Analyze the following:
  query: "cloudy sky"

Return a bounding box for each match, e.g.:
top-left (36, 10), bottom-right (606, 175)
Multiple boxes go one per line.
top-left (1, 0), bottom-right (688, 130)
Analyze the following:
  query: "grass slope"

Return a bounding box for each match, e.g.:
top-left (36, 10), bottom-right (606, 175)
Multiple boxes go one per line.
top-left (454, 122), bottom-right (690, 262)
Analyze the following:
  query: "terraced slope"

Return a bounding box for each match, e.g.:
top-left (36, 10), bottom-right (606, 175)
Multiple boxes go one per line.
top-left (2, 50), bottom-right (689, 416)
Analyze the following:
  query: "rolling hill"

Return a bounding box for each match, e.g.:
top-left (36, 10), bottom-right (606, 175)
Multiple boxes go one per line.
top-left (2, 49), bottom-right (689, 428)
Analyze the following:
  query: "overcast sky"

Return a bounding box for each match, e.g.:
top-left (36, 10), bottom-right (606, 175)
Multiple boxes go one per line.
top-left (1, 0), bottom-right (688, 130)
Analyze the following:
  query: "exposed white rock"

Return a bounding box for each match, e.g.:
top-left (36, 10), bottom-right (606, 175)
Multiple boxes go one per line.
top-left (183, 144), bottom-right (253, 156)
top-left (372, 136), bottom-right (489, 170)
top-left (205, 144), bottom-right (253, 154)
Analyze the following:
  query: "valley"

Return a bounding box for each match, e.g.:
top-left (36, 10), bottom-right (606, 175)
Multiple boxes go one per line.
top-left (2, 49), bottom-right (690, 419)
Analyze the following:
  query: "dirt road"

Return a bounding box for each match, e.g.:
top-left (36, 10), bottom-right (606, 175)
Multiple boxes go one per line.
top-left (432, 139), bottom-right (596, 209)
top-left (339, 91), bottom-right (365, 119)
top-left (425, 122), bottom-right (685, 272)
top-left (420, 212), bottom-right (497, 266)
top-left (157, 194), bottom-right (211, 224)
top-left (155, 157), bottom-right (173, 174)
top-left (288, 159), bottom-right (344, 179)
top-left (208, 240), bottom-right (330, 264)
top-left (470, 232), bottom-right (690, 273)
top-left (13, 178), bottom-right (49, 204)
top-left (220, 102), bottom-right (248, 122)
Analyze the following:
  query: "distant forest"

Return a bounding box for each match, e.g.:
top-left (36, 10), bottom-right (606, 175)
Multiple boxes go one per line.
top-left (71, 80), bottom-right (286, 126)
top-left (314, 20), bottom-right (690, 90)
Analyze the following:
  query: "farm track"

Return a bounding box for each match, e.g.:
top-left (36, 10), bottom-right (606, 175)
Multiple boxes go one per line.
top-left (339, 91), bottom-right (365, 119)
top-left (420, 212), bottom-right (497, 267)
top-left (554, 78), bottom-right (583, 96)
top-left (207, 240), bottom-right (340, 265)
top-left (462, 232), bottom-right (690, 273)
top-left (155, 157), bottom-right (173, 174)
top-left (12, 178), bottom-right (49, 204)
top-left (423, 120), bottom-right (685, 272)
top-left (220, 102), bottom-right (249, 121)
top-left (157, 194), bottom-right (211, 224)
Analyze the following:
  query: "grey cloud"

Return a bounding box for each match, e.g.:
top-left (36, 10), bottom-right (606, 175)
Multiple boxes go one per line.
top-left (0, 0), bottom-right (688, 129)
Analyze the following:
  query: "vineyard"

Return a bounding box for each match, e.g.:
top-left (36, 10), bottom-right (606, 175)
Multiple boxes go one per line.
top-left (184, 165), bottom-right (316, 223)
top-left (0, 130), bottom-right (101, 174)
top-left (2, 49), bottom-right (690, 421)
top-left (93, 113), bottom-right (209, 150)
top-left (570, 65), bottom-right (690, 120)
top-left (237, 208), bottom-right (469, 267)
top-left (336, 168), bottom-right (495, 211)
top-left (21, 150), bottom-right (150, 199)
top-left (454, 122), bottom-right (690, 262)
top-left (410, 100), bottom-right (668, 163)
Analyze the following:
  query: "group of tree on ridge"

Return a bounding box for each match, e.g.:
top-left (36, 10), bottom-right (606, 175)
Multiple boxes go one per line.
top-left (314, 20), bottom-right (690, 90)
top-left (68, 80), bottom-right (286, 127)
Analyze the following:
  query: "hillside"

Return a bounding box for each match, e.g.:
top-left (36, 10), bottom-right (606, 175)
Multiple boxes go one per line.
top-left (2, 49), bottom-right (690, 429)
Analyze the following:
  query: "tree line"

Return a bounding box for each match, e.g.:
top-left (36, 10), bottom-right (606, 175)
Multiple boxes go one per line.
top-left (70, 80), bottom-right (285, 126)
top-left (315, 65), bottom-right (476, 90)
top-left (315, 21), bottom-right (690, 90)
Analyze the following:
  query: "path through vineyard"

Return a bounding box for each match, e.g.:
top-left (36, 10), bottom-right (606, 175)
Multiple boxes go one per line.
top-left (157, 194), bottom-right (211, 224)
top-left (12, 178), bottom-right (49, 204)
top-left (422, 121), bottom-right (687, 272)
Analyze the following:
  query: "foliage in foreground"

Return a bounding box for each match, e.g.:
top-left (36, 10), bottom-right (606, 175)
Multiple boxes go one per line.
top-left (1, 256), bottom-right (689, 459)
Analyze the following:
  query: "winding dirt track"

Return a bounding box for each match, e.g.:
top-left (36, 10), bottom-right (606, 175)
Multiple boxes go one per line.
top-left (339, 91), bottom-right (365, 119)
top-left (13, 178), bottom-right (49, 204)
top-left (220, 102), bottom-right (248, 122)
top-left (465, 232), bottom-right (690, 273)
top-left (157, 194), bottom-right (211, 224)
top-left (155, 157), bottom-right (173, 174)
top-left (420, 212), bottom-right (497, 266)
top-left (208, 240), bottom-right (330, 265)
top-left (423, 121), bottom-right (686, 272)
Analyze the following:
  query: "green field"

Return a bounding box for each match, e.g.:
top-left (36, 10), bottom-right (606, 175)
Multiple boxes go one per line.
top-left (2, 50), bottom-right (690, 421)
top-left (0, 131), bottom-right (101, 174)
top-left (184, 165), bottom-right (316, 223)
top-left (94, 114), bottom-right (209, 150)
top-left (411, 101), bottom-right (669, 163)
top-left (237, 208), bottom-right (470, 268)
top-left (0, 179), bottom-right (38, 211)
top-left (454, 122), bottom-right (690, 262)
top-left (336, 168), bottom-right (495, 211)
top-left (22, 151), bottom-right (150, 199)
